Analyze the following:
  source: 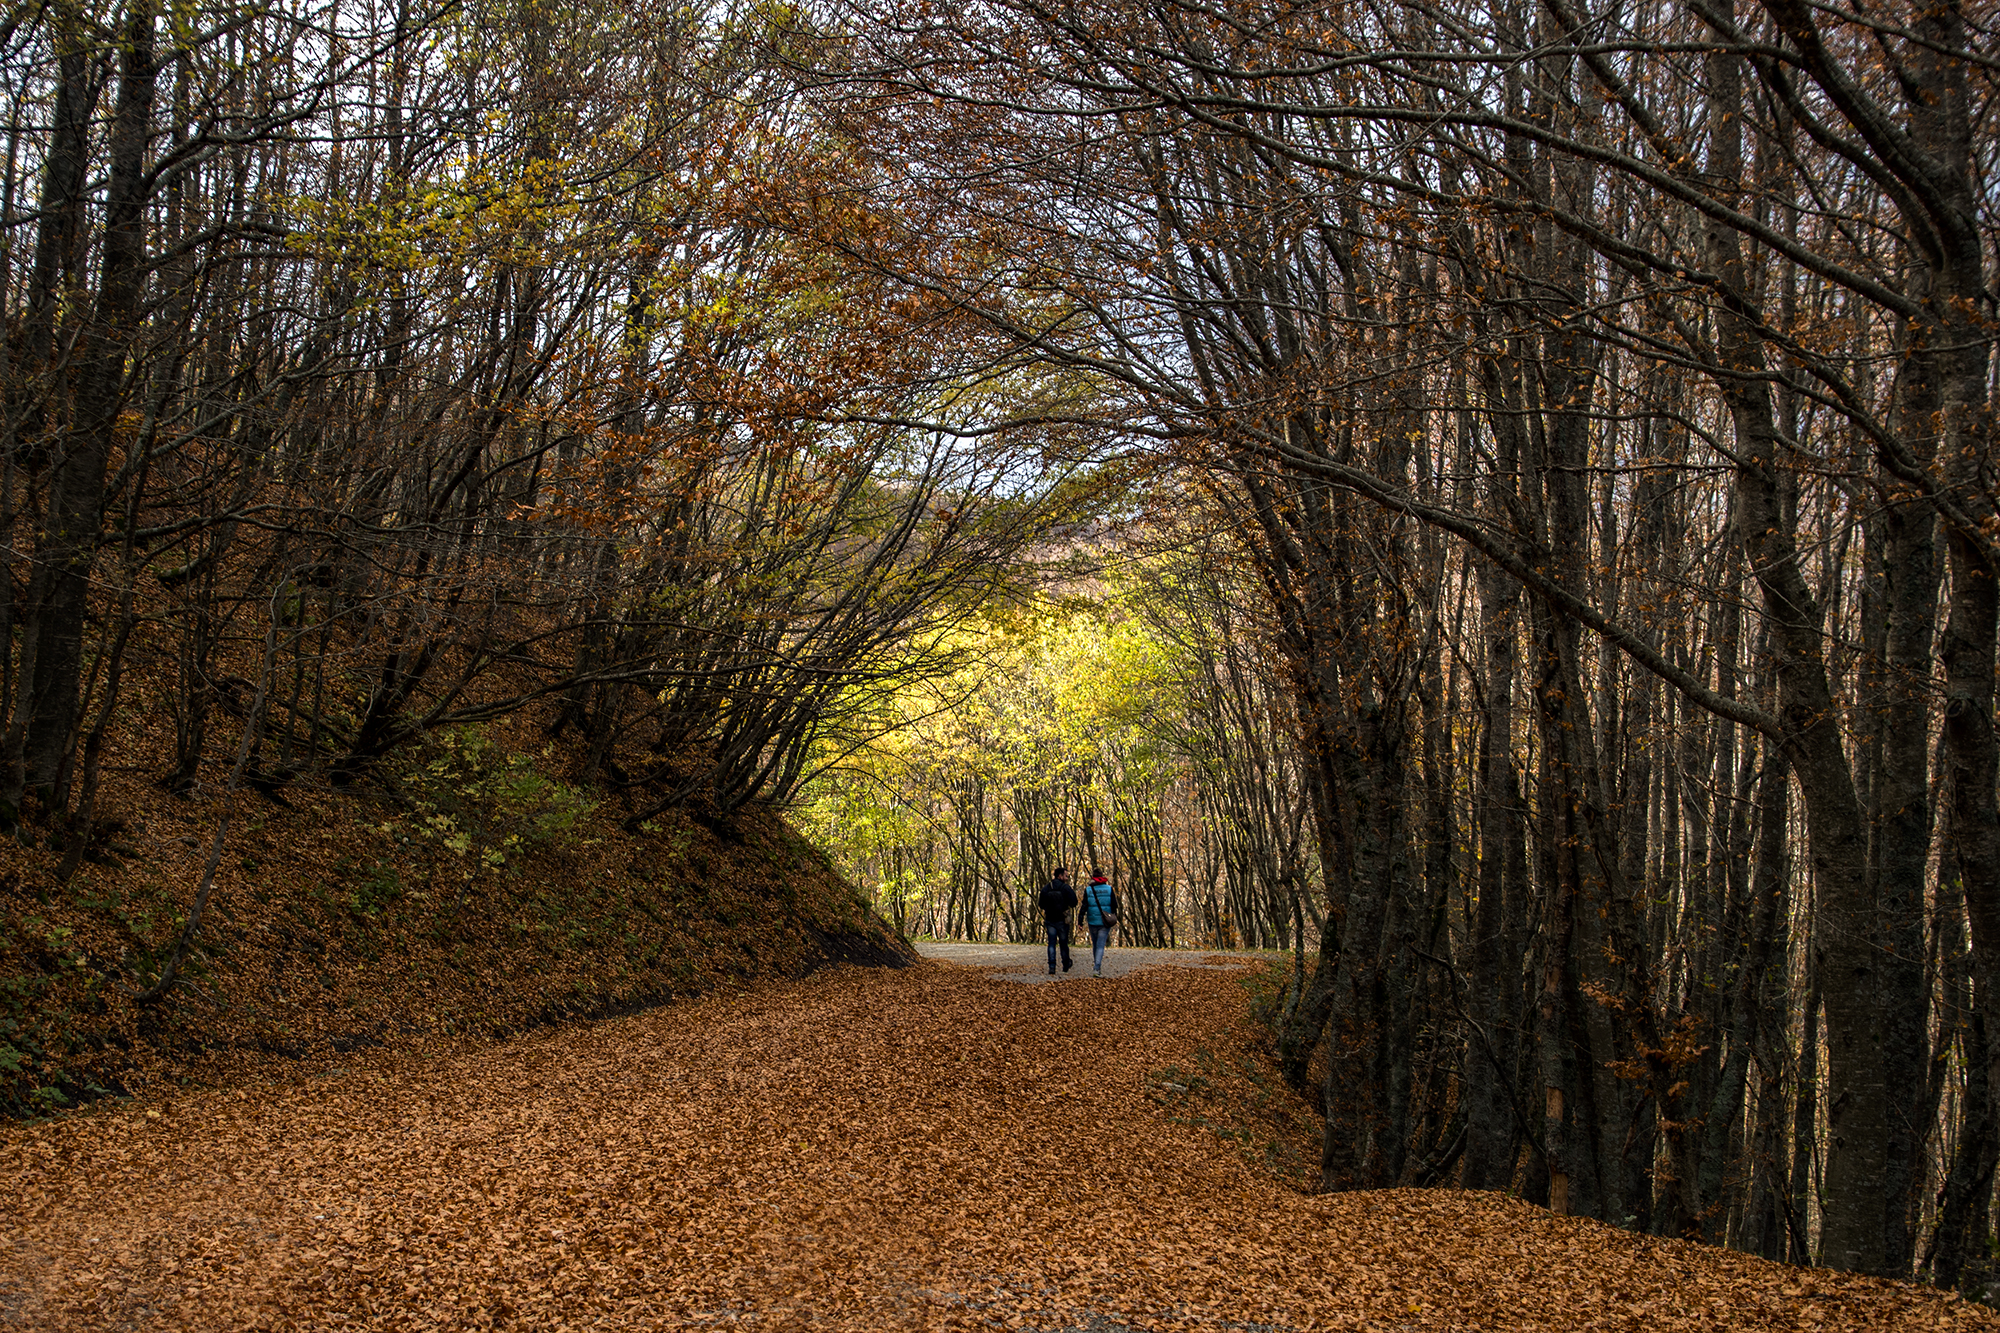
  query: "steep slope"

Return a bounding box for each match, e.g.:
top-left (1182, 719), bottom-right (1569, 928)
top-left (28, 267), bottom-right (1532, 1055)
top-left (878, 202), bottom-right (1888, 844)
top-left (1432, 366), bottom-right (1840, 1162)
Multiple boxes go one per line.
top-left (0, 721), bottom-right (912, 1115)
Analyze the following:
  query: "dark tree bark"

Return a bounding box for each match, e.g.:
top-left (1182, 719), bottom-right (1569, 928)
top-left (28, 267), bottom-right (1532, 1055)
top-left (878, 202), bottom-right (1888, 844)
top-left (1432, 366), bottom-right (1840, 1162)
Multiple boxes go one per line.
top-left (22, 2), bottom-right (157, 812)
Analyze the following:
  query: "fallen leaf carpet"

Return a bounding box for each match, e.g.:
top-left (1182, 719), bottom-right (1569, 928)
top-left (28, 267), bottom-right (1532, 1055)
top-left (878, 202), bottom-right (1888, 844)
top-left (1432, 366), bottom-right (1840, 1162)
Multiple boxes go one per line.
top-left (1, 959), bottom-right (1987, 1331)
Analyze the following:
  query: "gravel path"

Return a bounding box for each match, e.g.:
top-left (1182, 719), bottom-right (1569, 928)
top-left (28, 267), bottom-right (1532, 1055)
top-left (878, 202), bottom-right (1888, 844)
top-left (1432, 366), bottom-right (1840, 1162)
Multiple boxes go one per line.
top-left (914, 940), bottom-right (1275, 983)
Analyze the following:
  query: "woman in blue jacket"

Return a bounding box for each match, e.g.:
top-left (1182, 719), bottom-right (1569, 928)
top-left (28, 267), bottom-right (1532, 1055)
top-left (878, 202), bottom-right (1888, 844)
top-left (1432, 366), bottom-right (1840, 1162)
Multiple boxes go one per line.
top-left (1079, 868), bottom-right (1119, 977)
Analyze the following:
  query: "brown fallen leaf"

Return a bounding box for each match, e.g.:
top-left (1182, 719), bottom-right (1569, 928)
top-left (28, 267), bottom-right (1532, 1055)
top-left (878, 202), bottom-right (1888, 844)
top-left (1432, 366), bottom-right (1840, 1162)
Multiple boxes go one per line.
top-left (1, 961), bottom-right (1990, 1333)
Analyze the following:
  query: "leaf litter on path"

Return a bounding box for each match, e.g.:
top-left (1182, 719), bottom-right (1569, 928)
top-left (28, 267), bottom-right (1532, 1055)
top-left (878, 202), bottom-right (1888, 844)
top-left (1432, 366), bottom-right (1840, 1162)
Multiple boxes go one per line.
top-left (1, 959), bottom-right (1988, 1331)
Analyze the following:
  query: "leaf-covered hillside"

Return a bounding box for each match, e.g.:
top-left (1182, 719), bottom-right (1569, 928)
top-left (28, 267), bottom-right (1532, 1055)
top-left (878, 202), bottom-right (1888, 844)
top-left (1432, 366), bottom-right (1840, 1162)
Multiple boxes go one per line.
top-left (1, 712), bottom-right (911, 1114)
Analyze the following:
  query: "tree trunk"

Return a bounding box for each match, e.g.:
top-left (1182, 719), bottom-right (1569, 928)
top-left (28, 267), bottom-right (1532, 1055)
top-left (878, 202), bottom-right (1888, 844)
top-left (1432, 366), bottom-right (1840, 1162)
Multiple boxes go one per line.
top-left (1463, 555), bottom-right (1527, 1192)
top-left (23, 3), bottom-right (157, 810)
top-left (1701, 15), bottom-right (1886, 1271)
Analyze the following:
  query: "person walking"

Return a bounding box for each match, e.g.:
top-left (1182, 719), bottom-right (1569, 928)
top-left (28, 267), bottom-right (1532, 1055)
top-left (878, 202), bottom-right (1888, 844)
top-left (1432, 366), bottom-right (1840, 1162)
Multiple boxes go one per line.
top-left (1079, 868), bottom-right (1119, 978)
top-left (1039, 867), bottom-right (1078, 975)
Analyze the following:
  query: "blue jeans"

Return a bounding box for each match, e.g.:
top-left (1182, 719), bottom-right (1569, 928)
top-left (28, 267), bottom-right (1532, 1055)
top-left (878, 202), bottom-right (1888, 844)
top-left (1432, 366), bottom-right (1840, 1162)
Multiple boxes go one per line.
top-left (1089, 923), bottom-right (1110, 971)
top-left (1045, 921), bottom-right (1072, 971)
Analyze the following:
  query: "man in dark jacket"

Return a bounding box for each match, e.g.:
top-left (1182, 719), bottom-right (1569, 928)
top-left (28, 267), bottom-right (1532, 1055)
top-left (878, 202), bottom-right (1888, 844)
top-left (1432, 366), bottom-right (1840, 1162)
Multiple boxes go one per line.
top-left (1039, 868), bottom-right (1078, 975)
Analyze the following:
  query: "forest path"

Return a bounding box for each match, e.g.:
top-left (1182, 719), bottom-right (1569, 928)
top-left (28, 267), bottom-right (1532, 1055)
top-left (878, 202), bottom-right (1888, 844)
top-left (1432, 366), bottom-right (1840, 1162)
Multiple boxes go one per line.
top-left (913, 939), bottom-right (1279, 982)
top-left (2, 960), bottom-right (1988, 1332)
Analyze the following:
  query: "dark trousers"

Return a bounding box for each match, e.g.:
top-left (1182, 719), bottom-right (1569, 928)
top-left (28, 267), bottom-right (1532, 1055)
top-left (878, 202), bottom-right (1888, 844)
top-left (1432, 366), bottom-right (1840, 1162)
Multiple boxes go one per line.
top-left (1045, 920), bottom-right (1072, 971)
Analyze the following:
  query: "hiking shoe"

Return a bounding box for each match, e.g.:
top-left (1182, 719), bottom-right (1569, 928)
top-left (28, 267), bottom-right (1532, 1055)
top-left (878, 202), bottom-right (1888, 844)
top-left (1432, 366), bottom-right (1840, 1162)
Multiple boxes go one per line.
top-left (1093, 965), bottom-right (1102, 977)
top-left (1063, 960), bottom-right (1073, 972)
top-left (1048, 965), bottom-right (1057, 975)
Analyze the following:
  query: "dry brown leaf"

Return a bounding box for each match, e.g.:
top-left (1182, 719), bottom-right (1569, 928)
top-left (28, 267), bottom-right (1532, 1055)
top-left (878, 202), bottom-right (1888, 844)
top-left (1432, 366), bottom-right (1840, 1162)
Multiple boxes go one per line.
top-left (1, 960), bottom-right (1988, 1331)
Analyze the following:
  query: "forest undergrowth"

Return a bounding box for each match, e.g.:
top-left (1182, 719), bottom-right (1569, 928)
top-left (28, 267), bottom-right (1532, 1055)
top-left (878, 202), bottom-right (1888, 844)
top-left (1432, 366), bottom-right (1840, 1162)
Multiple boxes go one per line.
top-left (2, 959), bottom-right (1986, 1332)
top-left (0, 710), bottom-right (912, 1115)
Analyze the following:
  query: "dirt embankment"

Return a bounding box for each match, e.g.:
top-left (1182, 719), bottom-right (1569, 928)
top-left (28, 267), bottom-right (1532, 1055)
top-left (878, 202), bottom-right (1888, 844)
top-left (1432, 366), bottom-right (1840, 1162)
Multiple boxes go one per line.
top-left (0, 726), bottom-right (913, 1115)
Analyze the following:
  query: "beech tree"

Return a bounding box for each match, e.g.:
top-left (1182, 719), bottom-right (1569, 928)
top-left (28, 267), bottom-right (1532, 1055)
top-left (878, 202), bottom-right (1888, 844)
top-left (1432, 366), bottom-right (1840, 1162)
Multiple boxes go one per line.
top-left (792, 0), bottom-right (1999, 1281)
top-left (0, 0), bottom-right (1064, 826)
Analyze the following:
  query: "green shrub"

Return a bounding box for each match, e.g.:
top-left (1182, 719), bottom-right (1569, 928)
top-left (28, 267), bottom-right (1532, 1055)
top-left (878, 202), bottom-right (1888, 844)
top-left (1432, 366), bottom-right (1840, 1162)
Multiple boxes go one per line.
top-left (379, 726), bottom-right (600, 891)
top-left (348, 863), bottom-right (403, 918)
